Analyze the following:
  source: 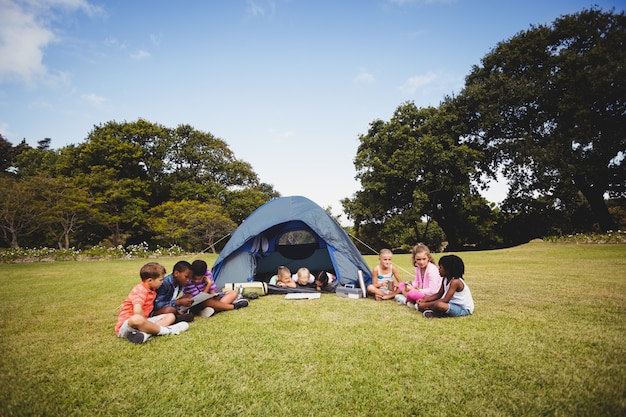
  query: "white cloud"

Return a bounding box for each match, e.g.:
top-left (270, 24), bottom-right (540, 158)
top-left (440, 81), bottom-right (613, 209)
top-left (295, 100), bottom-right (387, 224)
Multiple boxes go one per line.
top-left (0, 0), bottom-right (55, 83)
top-left (268, 127), bottom-right (294, 142)
top-left (81, 92), bottom-right (106, 106)
top-left (245, 0), bottom-right (276, 18)
top-left (130, 50), bottom-right (151, 60)
top-left (0, 0), bottom-right (102, 84)
top-left (353, 68), bottom-right (375, 84)
top-left (399, 72), bottom-right (438, 94)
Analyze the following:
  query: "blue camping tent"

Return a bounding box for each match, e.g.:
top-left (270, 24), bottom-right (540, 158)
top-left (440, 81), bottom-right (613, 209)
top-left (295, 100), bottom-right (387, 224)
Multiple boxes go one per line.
top-left (211, 196), bottom-right (372, 288)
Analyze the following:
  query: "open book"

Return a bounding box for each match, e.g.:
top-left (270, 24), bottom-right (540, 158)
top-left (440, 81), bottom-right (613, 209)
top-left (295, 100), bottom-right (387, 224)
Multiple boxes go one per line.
top-left (190, 292), bottom-right (221, 307)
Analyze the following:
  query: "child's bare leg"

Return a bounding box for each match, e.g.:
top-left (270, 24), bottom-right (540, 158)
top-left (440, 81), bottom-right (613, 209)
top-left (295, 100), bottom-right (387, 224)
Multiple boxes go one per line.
top-left (417, 301), bottom-right (448, 316)
top-left (151, 305), bottom-right (177, 316)
top-left (367, 285), bottom-right (385, 300)
top-left (129, 313), bottom-right (175, 334)
top-left (383, 288), bottom-right (400, 300)
top-left (205, 298), bottom-right (234, 312)
top-left (219, 290), bottom-right (238, 304)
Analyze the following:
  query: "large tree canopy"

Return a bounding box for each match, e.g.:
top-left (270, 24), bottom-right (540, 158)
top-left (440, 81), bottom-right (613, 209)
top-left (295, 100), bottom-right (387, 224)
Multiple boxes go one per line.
top-left (459, 7), bottom-right (625, 231)
top-left (343, 102), bottom-right (497, 250)
top-left (2, 120), bottom-right (278, 249)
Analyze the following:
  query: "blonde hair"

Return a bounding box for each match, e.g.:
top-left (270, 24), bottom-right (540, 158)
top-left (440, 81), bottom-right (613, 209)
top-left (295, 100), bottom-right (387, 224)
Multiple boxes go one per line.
top-left (411, 243), bottom-right (435, 266)
top-left (139, 262), bottom-right (166, 281)
top-left (296, 267), bottom-right (311, 284)
top-left (379, 248), bottom-right (393, 257)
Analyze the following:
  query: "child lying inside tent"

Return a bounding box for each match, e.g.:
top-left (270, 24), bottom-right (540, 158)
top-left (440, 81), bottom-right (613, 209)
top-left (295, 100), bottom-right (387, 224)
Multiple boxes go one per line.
top-left (267, 268), bottom-right (337, 294)
top-left (269, 266), bottom-right (296, 288)
top-left (294, 267), bottom-right (315, 288)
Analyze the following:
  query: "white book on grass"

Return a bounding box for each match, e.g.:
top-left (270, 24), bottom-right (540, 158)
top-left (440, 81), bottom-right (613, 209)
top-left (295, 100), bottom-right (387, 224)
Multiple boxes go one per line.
top-left (284, 293), bottom-right (321, 300)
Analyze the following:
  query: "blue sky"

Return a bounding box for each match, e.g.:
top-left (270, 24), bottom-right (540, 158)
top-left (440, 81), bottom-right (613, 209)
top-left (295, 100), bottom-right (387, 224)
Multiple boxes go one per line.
top-left (1, 0), bottom-right (623, 222)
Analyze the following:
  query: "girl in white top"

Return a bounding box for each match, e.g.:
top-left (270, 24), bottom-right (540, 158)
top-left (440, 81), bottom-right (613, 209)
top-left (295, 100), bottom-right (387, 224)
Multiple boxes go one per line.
top-left (417, 254), bottom-right (474, 318)
top-left (367, 248), bottom-right (402, 300)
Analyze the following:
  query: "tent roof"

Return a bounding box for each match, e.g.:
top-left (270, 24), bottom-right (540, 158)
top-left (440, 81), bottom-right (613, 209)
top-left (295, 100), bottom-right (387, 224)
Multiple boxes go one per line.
top-left (212, 196), bottom-right (371, 284)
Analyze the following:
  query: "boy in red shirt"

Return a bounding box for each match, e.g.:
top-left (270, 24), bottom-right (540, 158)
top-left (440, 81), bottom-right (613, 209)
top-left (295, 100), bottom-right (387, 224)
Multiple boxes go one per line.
top-left (115, 262), bottom-right (190, 344)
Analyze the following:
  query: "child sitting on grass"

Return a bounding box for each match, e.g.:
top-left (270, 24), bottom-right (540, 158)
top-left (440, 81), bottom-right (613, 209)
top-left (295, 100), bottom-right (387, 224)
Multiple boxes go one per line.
top-left (367, 248), bottom-right (402, 300)
top-left (395, 243), bottom-right (442, 307)
top-left (187, 260), bottom-right (249, 312)
top-left (417, 254), bottom-right (474, 318)
top-left (115, 262), bottom-right (190, 344)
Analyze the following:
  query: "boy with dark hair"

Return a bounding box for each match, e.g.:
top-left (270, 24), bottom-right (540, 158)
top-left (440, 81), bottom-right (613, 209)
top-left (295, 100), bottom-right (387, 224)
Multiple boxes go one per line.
top-left (115, 262), bottom-right (189, 344)
top-left (152, 260), bottom-right (195, 321)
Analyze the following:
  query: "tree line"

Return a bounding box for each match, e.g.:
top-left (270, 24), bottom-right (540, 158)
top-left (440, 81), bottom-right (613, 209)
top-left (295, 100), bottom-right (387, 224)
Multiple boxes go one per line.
top-left (342, 8), bottom-right (625, 251)
top-left (0, 121), bottom-right (279, 251)
top-left (1, 8), bottom-right (624, 253)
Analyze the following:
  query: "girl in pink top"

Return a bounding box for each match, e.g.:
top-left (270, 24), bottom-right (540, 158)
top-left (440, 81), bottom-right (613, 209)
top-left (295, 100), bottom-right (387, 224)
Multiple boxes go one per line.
top-left (395, 243), bottom-right (442, 306)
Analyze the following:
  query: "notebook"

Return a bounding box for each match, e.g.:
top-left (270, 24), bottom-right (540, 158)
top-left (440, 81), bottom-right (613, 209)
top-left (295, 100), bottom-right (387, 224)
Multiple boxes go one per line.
top-left (284, 292), bottom-right (321, 300)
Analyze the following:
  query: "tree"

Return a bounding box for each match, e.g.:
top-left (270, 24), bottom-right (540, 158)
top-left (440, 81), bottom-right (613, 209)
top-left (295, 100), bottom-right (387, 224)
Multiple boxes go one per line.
top-left (223, 186), bottom-right (280, 225)
top-left (459, 7), bottom-right (626, 231)
top-left (147, 200), bottom-right (236, 252)
top-left (0, 134), bottom-right (14, 175)
top-left (0, 177), bottom-right (41, 247)
top-left (86, 167), bottom-right (150, 247)
top-left (343, 102), bottom-right (498, 250)
top-left (31, 175), bottom-right (92, 250)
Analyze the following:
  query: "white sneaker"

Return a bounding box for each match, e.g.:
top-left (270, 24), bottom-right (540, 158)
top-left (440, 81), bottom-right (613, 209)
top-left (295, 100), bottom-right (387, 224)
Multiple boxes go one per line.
top-left (395, 294), bottom-right (407, 305)
top-left (423, 309), bottom-right (435, 318)
top-left (199, 307), bottom-right (215, 318)
top-left (406, 302), bottom-right (415, 309)
top-left (167, 321), bottom-right (190, 335)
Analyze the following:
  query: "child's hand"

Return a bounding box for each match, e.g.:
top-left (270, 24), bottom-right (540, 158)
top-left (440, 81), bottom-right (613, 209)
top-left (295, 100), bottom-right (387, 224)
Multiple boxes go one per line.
top-left (178, 296), bottom-right (194, 307)
top-left (205, 276), bottom-right (213, 287)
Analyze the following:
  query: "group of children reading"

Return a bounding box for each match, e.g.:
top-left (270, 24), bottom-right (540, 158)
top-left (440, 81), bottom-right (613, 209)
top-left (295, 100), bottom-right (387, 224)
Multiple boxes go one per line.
top-left (367, 245), bottom-right (474, 319)
top-left (115, 259), bottom-right (249, 344)
top-left (116, 243), bottom-right (474, 344)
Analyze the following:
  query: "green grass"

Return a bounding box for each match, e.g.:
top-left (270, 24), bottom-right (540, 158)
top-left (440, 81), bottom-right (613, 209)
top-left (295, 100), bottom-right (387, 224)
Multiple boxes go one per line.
top-left (1, 242), bottom-right (625, 416)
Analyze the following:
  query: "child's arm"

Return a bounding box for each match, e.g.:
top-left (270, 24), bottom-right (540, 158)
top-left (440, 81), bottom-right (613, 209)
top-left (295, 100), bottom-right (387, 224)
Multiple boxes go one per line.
top-left (132, 302), bottom-right (145, 317)
top-left (392, 266), bottom-right (402, 284)
top-left (424, 264), bottom-right (442, 294)
top-left (419, 279), bottom-right (463, 309)
top-left (286, 280), bottom-right (296, 288)
top-left (417, 282), bottom-right (445, 308)
top-left (204, 276), bottom-right (214, 293)
top-left (371, 267), bottom-right (384, 288)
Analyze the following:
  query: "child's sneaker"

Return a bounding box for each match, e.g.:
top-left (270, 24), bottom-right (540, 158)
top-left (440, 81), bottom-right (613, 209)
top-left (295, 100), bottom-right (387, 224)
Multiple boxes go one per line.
top-left (395, 294), bottom-right (407, 305)
top-left (406, 302), bottom-right (415, 309)
top-left (422, 309), bottom-right (435, 318)
top-left (233, 298), bottom-right (249, 309)
top-left (167, 321), bottom-right (190, 335)
top-left (199, 307), bottom-right (215, 318)
top-left (127, 330), bottom-right (150, 344)
top-left (174, 312), bottom-right (194, 323)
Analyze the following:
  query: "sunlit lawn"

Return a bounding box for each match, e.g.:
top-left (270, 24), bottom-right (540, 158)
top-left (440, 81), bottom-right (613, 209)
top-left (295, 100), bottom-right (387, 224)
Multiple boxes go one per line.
top-left (0, 241), bottom-right (625, 416)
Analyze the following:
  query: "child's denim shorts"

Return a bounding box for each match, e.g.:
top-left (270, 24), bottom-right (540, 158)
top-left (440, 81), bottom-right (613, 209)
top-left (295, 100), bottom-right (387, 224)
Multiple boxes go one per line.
top-left (446, 303), bottom-right (472, 317)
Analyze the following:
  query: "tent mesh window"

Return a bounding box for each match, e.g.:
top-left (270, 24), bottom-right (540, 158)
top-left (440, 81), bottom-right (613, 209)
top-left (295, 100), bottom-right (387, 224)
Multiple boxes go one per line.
top-left (276, 230), bottom-right (319, 260)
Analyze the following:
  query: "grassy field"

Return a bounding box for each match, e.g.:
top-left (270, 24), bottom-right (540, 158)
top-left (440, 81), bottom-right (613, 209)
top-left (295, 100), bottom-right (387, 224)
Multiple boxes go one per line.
top-left (0, 241), bottom-right (625, 417)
